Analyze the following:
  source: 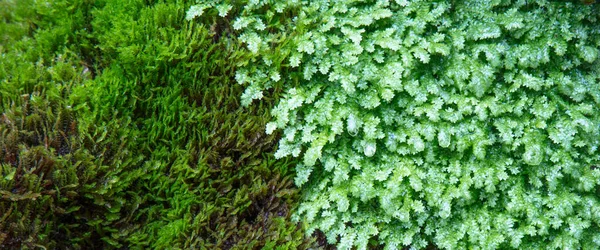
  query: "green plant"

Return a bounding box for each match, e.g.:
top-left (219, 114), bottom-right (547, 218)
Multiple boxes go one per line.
top-left (0, 1), bottom-right (133, 248)
top-left (1, 0), bottom-right (318, 248)
top-left (192, 0), bottom-right (600, 249)
top-left (73, 0), bottom-right (318, 248)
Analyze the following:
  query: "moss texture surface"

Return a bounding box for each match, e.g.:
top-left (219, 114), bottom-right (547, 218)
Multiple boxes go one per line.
top-left (0, 0), bottom-right (322, 249)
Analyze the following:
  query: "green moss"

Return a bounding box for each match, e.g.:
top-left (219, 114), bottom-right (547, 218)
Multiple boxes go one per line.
top-left (1, 0), bottom-right (320, 249)
top-left (80, 1), bottom-right (318, 247)
top-left (0, 1), bottom-right (116, 248)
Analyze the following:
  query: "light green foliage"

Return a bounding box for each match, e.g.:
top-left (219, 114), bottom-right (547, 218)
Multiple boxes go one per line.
top-left (196, 0), bottom-right (600, 249)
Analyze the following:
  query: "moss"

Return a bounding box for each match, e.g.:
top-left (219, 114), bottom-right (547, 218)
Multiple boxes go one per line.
top-left (80, 1), bottom-right (319, 247)
top-left (0, 1), bottom-right (115, 248)
top-left (1, 0), bottom-right (321, 249)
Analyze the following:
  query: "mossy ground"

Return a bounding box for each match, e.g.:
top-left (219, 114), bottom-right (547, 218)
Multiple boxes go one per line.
top-left (0, 0), bottom-right (327, 249)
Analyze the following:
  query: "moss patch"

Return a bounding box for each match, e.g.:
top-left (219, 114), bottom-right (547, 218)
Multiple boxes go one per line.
top-left (1, 0), bottom-right (322, 249)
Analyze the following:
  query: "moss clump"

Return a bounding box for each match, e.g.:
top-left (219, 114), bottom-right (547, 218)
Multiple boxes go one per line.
top-left (1, 0), bottom-right (321, 249)
top-left (0, 1), bottom-right (123, 248)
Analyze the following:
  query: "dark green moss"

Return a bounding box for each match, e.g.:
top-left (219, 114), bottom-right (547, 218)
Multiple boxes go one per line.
top-left (0, 1), bottom-right (120, 248)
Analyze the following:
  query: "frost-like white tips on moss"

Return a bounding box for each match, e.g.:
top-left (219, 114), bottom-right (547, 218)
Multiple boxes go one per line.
top-left (359, 90), bottom-right (381, 110)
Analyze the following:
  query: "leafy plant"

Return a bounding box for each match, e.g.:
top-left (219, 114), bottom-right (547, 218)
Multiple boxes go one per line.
top-left (193, 0), bottom-right (600, 249)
